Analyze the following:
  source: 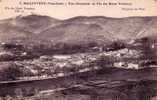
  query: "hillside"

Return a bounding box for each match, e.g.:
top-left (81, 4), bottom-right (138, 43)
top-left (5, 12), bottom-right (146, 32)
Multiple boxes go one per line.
top-left (0, 15), bottom-right (156, 61)
top-left (0, 15), bottom-right (157, 44)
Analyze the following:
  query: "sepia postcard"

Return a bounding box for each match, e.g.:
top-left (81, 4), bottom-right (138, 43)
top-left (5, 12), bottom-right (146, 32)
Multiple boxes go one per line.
top-left (0, 0), bottom-right (157, 100)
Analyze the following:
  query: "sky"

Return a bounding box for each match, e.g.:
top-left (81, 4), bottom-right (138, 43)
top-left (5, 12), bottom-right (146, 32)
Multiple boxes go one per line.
top-left (0, 0), bottom-right (157, 20)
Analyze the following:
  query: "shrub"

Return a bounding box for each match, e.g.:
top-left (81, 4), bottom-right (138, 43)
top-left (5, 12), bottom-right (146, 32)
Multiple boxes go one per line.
top-left (1, 63), bottom-right (22, 81)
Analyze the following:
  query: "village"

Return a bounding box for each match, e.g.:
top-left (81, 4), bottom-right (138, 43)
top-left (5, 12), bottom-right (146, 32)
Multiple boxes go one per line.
top-left (2, 47), bottom-right (144, 81)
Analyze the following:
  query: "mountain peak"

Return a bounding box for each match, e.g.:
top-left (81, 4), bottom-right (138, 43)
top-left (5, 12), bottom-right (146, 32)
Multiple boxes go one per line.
top-left (15, 14), bottom-right (59, 22)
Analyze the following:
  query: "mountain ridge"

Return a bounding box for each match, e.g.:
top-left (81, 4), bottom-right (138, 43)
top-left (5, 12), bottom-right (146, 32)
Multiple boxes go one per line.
top-left (0, 14), bottom-right (157, 45)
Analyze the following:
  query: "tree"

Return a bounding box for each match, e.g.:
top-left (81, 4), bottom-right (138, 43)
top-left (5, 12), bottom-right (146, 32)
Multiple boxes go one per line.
top-left (2, 64), bottom-right (22, 81)
top-left (95, 55), bottom-right (114, 68)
